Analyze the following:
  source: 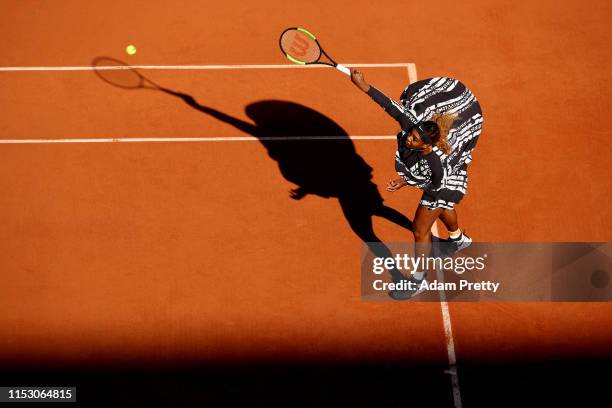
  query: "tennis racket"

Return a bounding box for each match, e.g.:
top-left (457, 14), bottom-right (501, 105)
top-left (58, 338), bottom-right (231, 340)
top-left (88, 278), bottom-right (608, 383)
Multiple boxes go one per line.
top-left (92, 57), bottom-right (167, 91)
top-left (279, 27), bottom-right (351, 76)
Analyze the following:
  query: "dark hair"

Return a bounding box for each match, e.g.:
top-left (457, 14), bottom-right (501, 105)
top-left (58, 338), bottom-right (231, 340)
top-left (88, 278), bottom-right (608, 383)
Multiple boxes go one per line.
top-left (415, 121), bottom-right (439, 145)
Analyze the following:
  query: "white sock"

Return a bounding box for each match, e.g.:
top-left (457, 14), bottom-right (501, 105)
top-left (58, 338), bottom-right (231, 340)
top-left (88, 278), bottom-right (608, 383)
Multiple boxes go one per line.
top-left (449, 228), bottom-right (462, 239)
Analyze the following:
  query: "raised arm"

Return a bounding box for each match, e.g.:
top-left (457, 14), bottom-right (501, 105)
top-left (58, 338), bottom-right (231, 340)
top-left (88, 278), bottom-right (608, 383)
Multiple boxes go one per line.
top-left (350, 69), bottom-right (417, 130)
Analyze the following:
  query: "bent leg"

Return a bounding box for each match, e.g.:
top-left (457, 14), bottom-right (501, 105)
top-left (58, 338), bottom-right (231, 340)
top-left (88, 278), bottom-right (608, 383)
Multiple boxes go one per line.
top-left (413, 205), bottom-right (443, 254)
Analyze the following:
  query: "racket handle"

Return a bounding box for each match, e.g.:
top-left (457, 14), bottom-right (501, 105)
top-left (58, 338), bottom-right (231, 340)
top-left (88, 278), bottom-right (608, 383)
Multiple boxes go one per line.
top-left (336, 64), bottom-right (351, 76)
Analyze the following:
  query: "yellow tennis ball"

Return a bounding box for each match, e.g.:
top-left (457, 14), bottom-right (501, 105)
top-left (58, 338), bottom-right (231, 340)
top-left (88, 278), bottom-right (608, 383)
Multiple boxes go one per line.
top-left (125, 45), bottom-right (137, 55)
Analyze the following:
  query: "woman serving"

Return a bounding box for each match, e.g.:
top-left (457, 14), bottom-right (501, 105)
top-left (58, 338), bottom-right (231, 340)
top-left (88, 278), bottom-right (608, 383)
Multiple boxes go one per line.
top-left (350, 71), bottom-right (483, 261)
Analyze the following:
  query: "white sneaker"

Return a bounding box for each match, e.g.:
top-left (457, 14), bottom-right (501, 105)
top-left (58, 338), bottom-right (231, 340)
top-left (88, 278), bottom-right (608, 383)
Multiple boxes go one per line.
top-left (449, 231), bottom-right (472, 253)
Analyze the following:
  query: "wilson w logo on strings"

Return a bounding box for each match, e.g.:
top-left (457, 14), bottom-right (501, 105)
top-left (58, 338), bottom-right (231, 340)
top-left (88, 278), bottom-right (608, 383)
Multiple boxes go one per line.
top-left (290, 34), bottom-right (310, 57)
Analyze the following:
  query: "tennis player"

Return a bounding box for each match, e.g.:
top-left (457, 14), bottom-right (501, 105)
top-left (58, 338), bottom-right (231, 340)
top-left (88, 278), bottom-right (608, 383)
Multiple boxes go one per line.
top-left (350, 71), bottom-right (483, 262)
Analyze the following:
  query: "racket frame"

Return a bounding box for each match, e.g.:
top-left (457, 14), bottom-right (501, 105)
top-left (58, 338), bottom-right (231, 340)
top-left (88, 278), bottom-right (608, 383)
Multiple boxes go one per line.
top-left (92, 57), bottom-right (165, 91)
top-left (279, 27), bottom-right (351, 76)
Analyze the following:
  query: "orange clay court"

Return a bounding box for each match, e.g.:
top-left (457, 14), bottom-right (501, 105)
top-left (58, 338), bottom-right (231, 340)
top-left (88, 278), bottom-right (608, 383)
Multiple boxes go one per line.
top-left (0, 0), bottom-right (611, 406)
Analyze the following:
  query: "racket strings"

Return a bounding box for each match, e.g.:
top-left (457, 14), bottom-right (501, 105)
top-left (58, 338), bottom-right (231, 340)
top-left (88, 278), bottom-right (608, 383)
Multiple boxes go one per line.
top-left (92, 57), bottom-right (144, 89)
top-left (280, 29), bottom-right (320, 64)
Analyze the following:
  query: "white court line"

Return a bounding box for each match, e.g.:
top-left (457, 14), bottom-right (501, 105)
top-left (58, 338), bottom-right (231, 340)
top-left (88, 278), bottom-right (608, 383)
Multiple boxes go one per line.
top-left (0, 62), bottom-right (413, 145)
top-left (407, 64), bottom-right (418, 84)
top-left (0, 135), bottom-right (397, 144)
top-left (431, 222), bottom-right (462, 408)
top-left (0, 63), bottom-right (414, 72)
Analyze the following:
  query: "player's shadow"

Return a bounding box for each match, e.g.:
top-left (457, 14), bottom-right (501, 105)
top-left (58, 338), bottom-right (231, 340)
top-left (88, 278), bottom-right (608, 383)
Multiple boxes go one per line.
top-left (170, 90), bottom-right (414, 244)
top-left (162, 88), bottom-right (427, 281)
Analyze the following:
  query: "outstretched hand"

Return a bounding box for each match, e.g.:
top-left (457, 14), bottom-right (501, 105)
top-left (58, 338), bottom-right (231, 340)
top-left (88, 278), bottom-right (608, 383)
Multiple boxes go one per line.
top-left (386, 177), bottom-right (407, 192)
top-left (351, 69), bottom-right (370, 92)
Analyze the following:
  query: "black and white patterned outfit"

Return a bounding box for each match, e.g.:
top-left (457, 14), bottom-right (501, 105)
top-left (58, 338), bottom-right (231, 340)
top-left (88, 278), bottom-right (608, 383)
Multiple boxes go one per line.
top-left (366, 77), bottom-right (483, 210)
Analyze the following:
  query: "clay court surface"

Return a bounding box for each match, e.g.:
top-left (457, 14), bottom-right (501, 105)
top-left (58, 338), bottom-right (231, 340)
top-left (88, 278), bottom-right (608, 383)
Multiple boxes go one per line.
top-left (1, 0), bottom-right (611, 405)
